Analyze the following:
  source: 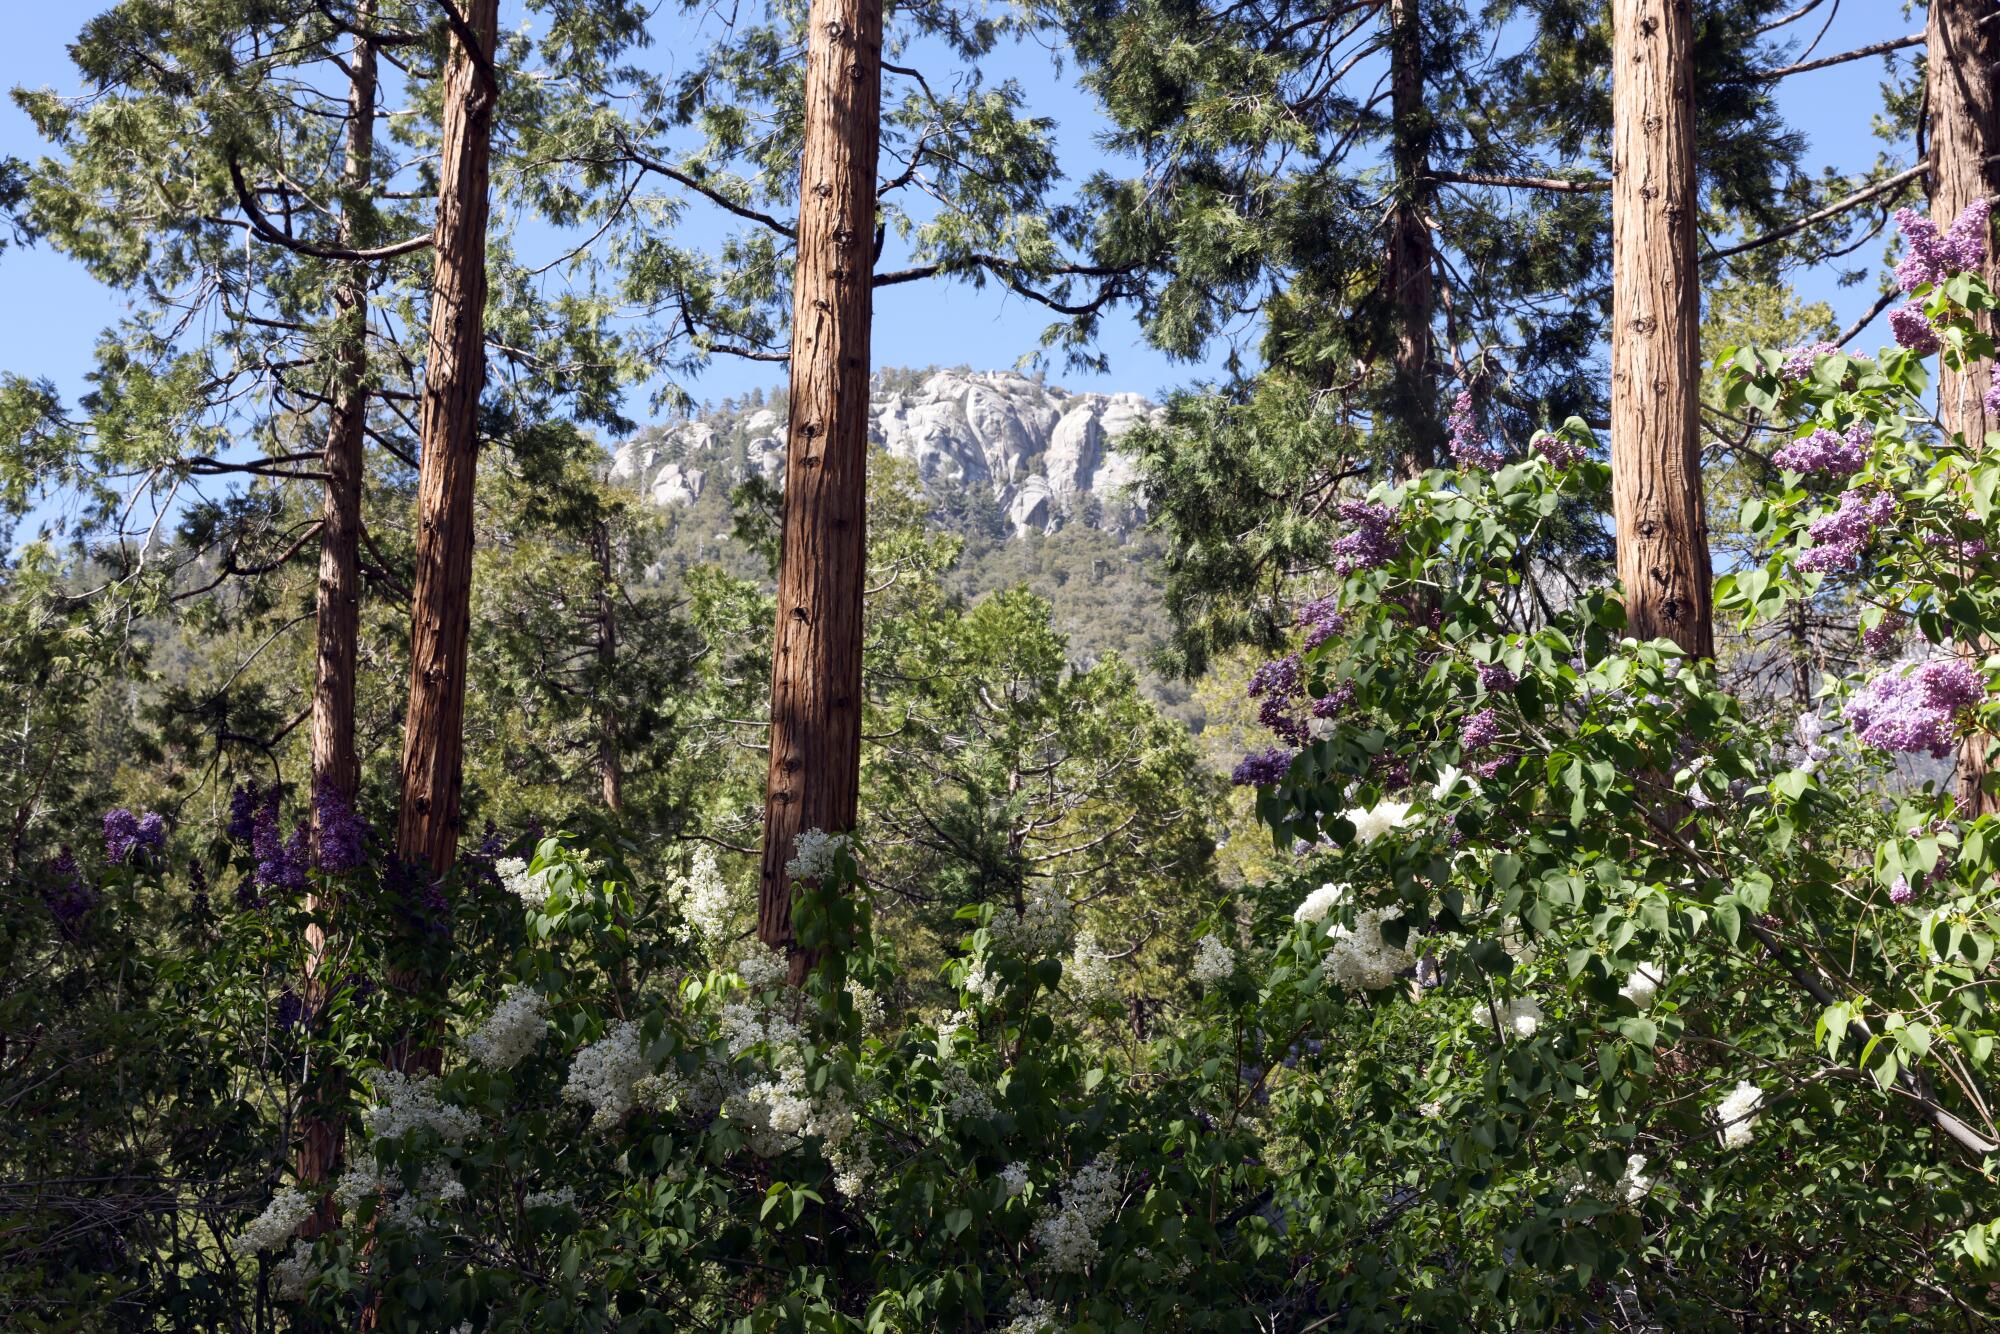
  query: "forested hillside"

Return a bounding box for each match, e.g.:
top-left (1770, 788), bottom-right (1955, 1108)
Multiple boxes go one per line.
top-left (7, 2), bottom-right (2000, 1331)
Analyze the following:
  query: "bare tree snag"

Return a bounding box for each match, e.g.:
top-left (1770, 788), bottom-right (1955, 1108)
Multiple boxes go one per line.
top-left (1385, 0), bottom-right (1439, 478)
top-left (756, 0), bottom-right (883, 976)
top-left (1927, 0), bottom-right (2000, 814)
top-left (395, 0), bottom-right (498, 880)
top-left (297, 3), bottom-right (377, 1233)
top-left (1610, 0), bottom-right (1714, 658)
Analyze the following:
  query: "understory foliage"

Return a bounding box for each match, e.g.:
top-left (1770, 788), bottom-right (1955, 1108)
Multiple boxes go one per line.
top-left (10, 237), bottom-right (2000, 1331)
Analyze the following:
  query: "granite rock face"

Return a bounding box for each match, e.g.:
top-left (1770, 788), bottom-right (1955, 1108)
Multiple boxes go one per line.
top-left (607, 369), bottom-right (1161, 537)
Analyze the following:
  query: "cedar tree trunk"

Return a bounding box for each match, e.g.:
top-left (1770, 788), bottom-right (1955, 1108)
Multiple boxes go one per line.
top-left (756, 0), bottom-right (883, 977)
top-left (1610, 0), bottom-right (1714, 658)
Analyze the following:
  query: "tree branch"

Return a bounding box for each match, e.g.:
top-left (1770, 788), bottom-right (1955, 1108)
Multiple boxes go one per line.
top-left (1703, 162), bottom-right (1929, 263)
top-left (225, 156), bottom-right (431, 261)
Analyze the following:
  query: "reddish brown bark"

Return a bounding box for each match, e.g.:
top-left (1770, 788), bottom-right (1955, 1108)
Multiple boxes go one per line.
top-left (1385, 0), bottom-right (1438, 478)
top-left (395, 0), bottom-right (498, 881)
top-left (296, 5), bottom-right (377, 1234)
top-left (756, 0), bottom-right (883, 977)
top-left (1610, 0), bottom-right (1713, 658)
top-left (1929, 0), bottom-right (2000, 814)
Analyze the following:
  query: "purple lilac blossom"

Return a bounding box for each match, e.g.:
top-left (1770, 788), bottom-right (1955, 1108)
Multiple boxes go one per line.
top-left (1843, 658), bottom-right (1986, 758)
top-left (1447, 392), bottom-right (1505, 471)
top-left (1531, 430), bottom-right (1588, 468)
top-left (274, 989), bottom-right (306, 1030)
top-left (1893, 202), bottom-right (1987, 292)
top-left (1313, 682), bottom-right (1357, 717)
top-left (1297, 596), bottom-right (1348, 650)
top-left (103, 808), bottom-right (166, 865)
top-left (1987, 364), bottom-right (2000, 419)
top-left (1890, 876), bottom-right (1917, 906)
top-left (1461, 708), bottom-right (1503, 752)
top-left (1476, 662), bottom-right (1518, 693)
top-left (1781, 341), bottom-right (1841, 379)
top-left (313, 781), bottom-right (369, 873)
top-left (1332, 501), bottom-right (1398, 576)
top-left (386, 857), bottom-right (452, 938)
top-left (1231, 748), bottom-right (1295, 787)
top-left (1797, 490), bottom-right (1898, 572)
top-left (1772, 425), bottom-right (1868, 476)
top-left (41, 849), bottom-right (98, 936)
top-left (1860, 613), bottom-right (1907, 656)
top-left (1248, 653), bottom-right (1309, 745)
top-left (251, 790), bottom-right (309, 894)
top-left (1889, 305), bottom-right (1943, 354)
top-left (1372, 752), bottom-right (1412, 789)
top-left (227, 783), bottom-right (261, 843)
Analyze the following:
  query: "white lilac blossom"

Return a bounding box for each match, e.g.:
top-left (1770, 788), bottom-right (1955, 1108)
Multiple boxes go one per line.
top-left (270, 1238), bottom-right (315, 1300)
top-left (1033, 1153), bottom-right (1123, 1273)
top-left (1344, 799), bottom-right (1416, 845)
top-left (562, 1021), bottom-right (647, 1129)
top-left (362, 1071), bottom-right (478, 1143)
top-left (1325, 907), bottom-right (1415, 992)
top-left (998, 1299), bottom-right (1060, 1334)
top-left (1293, 882), bottom-right (1349, 924)
top-left (1191, 933), bottom-right (1235, 985)
top-left (942, 1063), bottom-right (997, 1119)
top-left (723, 1036), bottom-right (875, 1195)
top-left (963, 956), bottom-right (1004, 1003)
top-left (935, 1009), bottom-right (972, 1045)
top-left (1418, 1099), bottom-right (1444, 1119)
top-left (379, 1162), bottom-right (467, 1231)
top-left (524, 1186), bottom-right (576, 1210)
top-left (999, 1162), bottom-right (1031, 1198)
top-left (988, 881), bottom-right (1076, 957)
top-left (1066, 929), bottom-right (1116, 1000)
top-left (1715, 1080), bottom-right (1765, 1150)
top-left (465, 984), bottom-right (549, 1070)
top-left (736, 951), bottom-right (789, 991)
top-left (1487, 996), bottom-right (1543, 1038)
top-left (785, 828), bottom-right (847, 882)
top-left (845, 978), bottom-right (885, 1028)
top-left (231, 1186), bottom-right (316, 1254)
top-left (496, 856), bottom-right (554, 908)
top-left (1430, 764), bottom-right (1479, 802)
top-left (676, 846), bottom-right (735, 940)
top-left (1619, 961), bottom-right (1665, 1009)
top-left (1617, 1153), bottom-right (1655, 1206)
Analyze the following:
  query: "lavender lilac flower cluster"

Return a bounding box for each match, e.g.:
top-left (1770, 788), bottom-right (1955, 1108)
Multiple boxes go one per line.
top-left (41, 848), bottom-right (98, 936)
top-left (1893, 201), bottom-right (1990, 293)
top-left (1796, 489), bottom-right (1898, 572)
top-left (1531, 430), bottom-right (1587, 468)
top-left (1475, 662), bottom-right (1517, 694)
top-left (1772, 423), bottom-right (1869, 477)
top-left (1446, 392), bottom-right (1504, 472)
top-left (1231, 748), bottom-right (1294, 787)
top-left (1843, 658), bottom-right (1985, 759)
top-left (1332, 502), bottom-right (1398, 576)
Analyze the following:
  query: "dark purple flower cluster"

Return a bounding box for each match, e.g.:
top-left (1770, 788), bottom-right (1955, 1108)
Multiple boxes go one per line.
top-left (1843, 658), bottom-right (1985, 758)
top-left (1772, 424), bottom-right (1869, 477)
top-left (313, 781), bottom-right (369, 873)
top-left (1780, 341), bottom-right (1841, 380)
top-left (1371, 751), bottom-right (1411, 789)
top-left (227, 783), bottom-right (261, 842)
top-left (1987, 365), bottom-right (2000, 420)
top-left (1446, 392), bottom-right (1504, 471)
top-left (102, 809), bottom-right (167, 866)
top-left (1893, 201), bottom-right (1990, 293)
top-left (1313, 682), bottom-right (1356, 717)
top-left (1297, 595), bottom-right (1348, 651)
top-left (1475, 662), bottom-right (1518, 693)
top-left (1332, 502), bottom-right (1398, 576)
top-left (41, 848), bottom-right (98, 936)
top-left (231, 783), bottom-right (310, 893)
top-left (1531, 430), bottom-right (1588, 468)
top-left (1797, 489), bottom-right (1899, 572)
top-left (1889, 305), bottom-right (1943, 355)
top-left (274, 989), bottom-right (306, 1030)
top-left (1231, 748), bottom-right (1295, 787)
top-left (1889, 874), bottom-right (1919, 906)
top-left (1461, 707), bottom-right (1502, 752)
top-left (1249, 653), bottom-right (1310, 745)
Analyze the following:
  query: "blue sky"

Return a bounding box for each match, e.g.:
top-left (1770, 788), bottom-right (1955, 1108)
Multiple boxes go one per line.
top-left (0, 3), bottom-right (1921, 432)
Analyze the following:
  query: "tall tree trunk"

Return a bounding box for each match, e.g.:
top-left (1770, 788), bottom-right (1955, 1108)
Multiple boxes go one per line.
top-left (1930, 0), bottom-right (2000, 814)
top-left (1385, 0), bottom-right (1438, 478)
top-left (297, 5), bottom-right (376, 1235)
top-left (1610, 0), bottom-right (1713, 658)
top-left (593, 519), bottom-right (623, 814)
top-left (395, 0), bottom-right (498, 882)
top-left (756, 0), bottom-right (882, 979)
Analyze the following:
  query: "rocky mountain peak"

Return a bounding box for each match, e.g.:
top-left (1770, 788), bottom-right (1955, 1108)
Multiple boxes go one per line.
top-left (608, 368), bottom-right (1162, 537)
